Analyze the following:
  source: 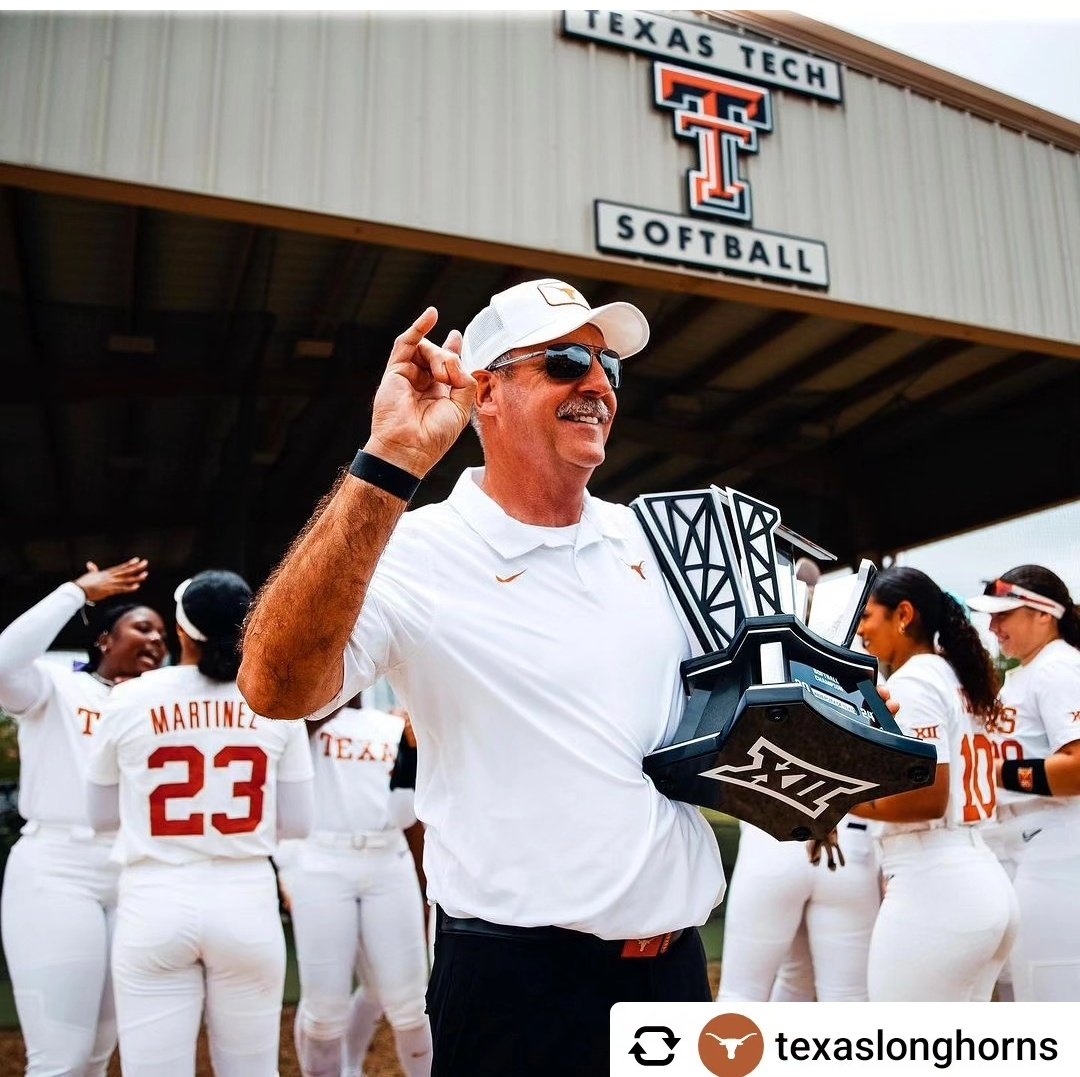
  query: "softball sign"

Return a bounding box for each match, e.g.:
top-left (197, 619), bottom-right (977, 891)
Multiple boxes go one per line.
top-left (563, 10), bottom-right (836, 289)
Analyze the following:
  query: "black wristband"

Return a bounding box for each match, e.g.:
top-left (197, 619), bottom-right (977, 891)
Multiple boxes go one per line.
top-left (348, 450), bottom-right (422, 502)
top-left (1000, 757), bottom-right (1053, 796)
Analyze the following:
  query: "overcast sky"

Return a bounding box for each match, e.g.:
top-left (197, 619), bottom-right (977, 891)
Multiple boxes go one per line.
top-left (802, 3), bottom-right (1080, 123)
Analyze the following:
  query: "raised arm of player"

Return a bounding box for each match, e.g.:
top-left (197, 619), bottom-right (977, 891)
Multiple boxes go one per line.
top-left (0, 557), bottom-right (150, 712)
top-left (238, 309), bottom-right (474, 720)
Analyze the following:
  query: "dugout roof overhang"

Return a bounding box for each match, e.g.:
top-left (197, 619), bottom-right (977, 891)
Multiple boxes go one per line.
top-left (1, 10), bottom-right (1079, 645)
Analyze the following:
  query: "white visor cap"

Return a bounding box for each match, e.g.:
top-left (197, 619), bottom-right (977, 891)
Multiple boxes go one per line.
top-left (173, 577), bottom-right (208, 642)
top-left (966, 595), bottom-right (1029, 615)
top-left (461, 278), bottom-right (650, 375)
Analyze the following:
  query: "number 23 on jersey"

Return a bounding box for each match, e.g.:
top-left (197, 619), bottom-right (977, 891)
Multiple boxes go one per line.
top-left (148, 745), bottom-right (268, 837)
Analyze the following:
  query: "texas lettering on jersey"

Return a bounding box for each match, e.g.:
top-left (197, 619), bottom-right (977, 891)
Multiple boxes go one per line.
top-left (78, 706), bottom-right (102, 736)
top-left (317, 732), bottom-right (396, 763)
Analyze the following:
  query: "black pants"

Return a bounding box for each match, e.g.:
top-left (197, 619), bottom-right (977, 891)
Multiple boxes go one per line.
top-left (426, 919), bottom-right (710, 1077)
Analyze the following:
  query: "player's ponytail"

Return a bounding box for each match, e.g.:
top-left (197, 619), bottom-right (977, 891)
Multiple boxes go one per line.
top-left (935, 591), bottom-right (1000, 721)
top-left (999, 564), bottom-right (1080, 650)
top-left (174, 570), bottom-right (252, 681)
top-left (870, 566), bottom-right (999, 721)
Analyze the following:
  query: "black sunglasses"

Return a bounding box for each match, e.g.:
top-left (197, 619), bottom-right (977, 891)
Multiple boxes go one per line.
top-left (487, 343), bottom-right (622, 389)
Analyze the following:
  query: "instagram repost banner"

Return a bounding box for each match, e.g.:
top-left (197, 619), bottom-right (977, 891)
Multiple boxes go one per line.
top-left (610, 1003), bottom-right (1078, 1075)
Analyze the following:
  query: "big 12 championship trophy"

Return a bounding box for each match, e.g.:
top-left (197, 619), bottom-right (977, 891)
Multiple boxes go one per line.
top-left (633, 486), bottom-right (936, 841)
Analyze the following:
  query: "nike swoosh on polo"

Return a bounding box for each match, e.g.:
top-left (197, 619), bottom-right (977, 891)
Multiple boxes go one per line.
top-left (1022, 827), bottom-right (1043, 843)
top-left (496, 570), bottom-right (527, 584)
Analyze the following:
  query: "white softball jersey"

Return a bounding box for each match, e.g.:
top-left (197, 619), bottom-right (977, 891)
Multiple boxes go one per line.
top-left (876, 653), bottom-right (998, 834)
top-left (312, 467), bottom-right (727, 941)
top-left (88, 665), bottom-right (312, 865)
top-left (989, 638), bottom-right (1080, 806)
top-left (0, 582), bottom-right (114, 828)
top-left (307, 705), bottom-right (405, 833)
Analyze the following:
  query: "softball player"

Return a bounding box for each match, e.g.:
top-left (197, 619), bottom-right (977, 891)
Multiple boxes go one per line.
top-left (967, 565), bottom-right (1080, 1000)
top-left (0, 557), bottom-right (166, 1077)
top-left (87, 570), bottom-right (314, 1077)
top-left (853, 566), bottom-right (1018, 1001)
top-left (718, 816), bottom-right (880, 1002)
top-left (275, 700), bottom-right (431, 1077)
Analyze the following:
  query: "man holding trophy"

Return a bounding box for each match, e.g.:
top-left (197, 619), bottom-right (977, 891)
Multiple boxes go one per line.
top-left (239, 277), bottom-right (916, 1075)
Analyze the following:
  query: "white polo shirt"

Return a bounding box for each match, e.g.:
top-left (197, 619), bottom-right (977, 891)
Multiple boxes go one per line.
top-left (313, 467), bottom-right (726, 940)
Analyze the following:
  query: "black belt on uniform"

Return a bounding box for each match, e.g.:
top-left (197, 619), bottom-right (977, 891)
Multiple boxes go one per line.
top-left (437, 909), bottom-right (685, 960)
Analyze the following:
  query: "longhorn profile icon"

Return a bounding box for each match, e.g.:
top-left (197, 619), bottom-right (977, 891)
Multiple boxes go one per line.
top-left (698, 1012), bottom-right (764, 1076)
top-left (705, 1031), bottom-right (758, 1059)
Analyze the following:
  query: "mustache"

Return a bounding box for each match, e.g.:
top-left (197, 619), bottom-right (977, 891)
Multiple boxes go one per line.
top-left (556, 398), bottom-right (612, 423)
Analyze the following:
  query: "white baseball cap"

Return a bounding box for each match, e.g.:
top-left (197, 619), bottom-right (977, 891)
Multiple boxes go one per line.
top-left (460, 278), bottom-right (650, 375)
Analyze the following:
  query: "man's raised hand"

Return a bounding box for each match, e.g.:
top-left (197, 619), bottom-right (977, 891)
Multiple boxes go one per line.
top-left (364, 307), bottom-right (476, 478)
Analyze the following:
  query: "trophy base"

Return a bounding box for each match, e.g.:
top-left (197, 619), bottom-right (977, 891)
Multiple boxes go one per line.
top-left (644, 682), bottom-right (936, 841)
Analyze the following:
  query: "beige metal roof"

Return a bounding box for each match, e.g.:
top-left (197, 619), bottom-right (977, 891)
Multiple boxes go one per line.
top-left (1, 9), bottom-right (1079, 645)
top-left (1, 180), bottom-right (1077, 649)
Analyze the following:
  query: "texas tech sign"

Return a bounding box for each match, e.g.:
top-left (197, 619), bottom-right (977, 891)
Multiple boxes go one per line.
top-left (563, 10), bottom-right (839, 289)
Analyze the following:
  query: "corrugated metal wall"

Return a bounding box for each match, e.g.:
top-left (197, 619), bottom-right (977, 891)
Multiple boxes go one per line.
top-left (1, 9), bottom-right (1077, 344)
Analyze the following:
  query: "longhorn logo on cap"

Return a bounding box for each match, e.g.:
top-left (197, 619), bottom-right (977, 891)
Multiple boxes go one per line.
top-left (537, 282), bottom-right (588, 308)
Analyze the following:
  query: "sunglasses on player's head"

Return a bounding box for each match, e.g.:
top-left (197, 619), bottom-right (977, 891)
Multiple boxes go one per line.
top-left (984, 578), bottom-right (1066, 618)
top-left (486, 343), bottom-right (622, 389)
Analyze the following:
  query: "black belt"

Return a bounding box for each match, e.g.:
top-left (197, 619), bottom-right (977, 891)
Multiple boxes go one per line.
top-left (437, 909), bottom-right (685, 959)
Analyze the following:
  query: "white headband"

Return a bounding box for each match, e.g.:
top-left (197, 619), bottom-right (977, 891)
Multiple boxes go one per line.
top-left (173, 578), bottom-right (208, 642)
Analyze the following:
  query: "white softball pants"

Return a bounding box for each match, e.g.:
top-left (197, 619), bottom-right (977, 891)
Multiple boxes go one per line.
top-left (719, 819), bottom-right (880, 1002)
top-left (0, 824), bottom-right (119, 1077)
top-left (111, 856), bottom-right (285, 1077)
top-left (281, 836), bottom-right (430, 1077)
top-left (868, 826), bottom-right (1018, 1001)
top-left (983, 801), bottom-right (1080, 1001)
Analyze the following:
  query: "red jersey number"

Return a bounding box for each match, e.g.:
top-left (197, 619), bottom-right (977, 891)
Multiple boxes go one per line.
top-left (960, 732), bottom-right (997, 823)
top-left (211, 746), bottom-right (268, 835)
top-left (148, 745), bottom-right (268, 837)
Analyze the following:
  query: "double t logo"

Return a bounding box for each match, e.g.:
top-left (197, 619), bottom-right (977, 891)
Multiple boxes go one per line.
top-left (653, 61), bottom-right (773, 224)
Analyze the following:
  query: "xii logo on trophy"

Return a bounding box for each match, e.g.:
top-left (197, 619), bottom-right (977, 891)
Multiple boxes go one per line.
top-left (700, 736), bottom-right (879, 819)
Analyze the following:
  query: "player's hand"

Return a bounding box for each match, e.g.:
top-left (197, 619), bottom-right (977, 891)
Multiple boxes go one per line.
top-left (364, 307), bottom-right (475, 479)
top-left (808, 829), bottom-right (845, 871)
top-left (876, 683), bottom-right (900, 717)
top-left (75, 557), bottom-right (149, 603)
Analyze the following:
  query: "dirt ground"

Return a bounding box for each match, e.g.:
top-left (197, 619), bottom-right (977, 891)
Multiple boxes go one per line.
top-left (0, 965), bottom-right (722, 1076)
top-left (0, 1006), bottom-right (403, 1077)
